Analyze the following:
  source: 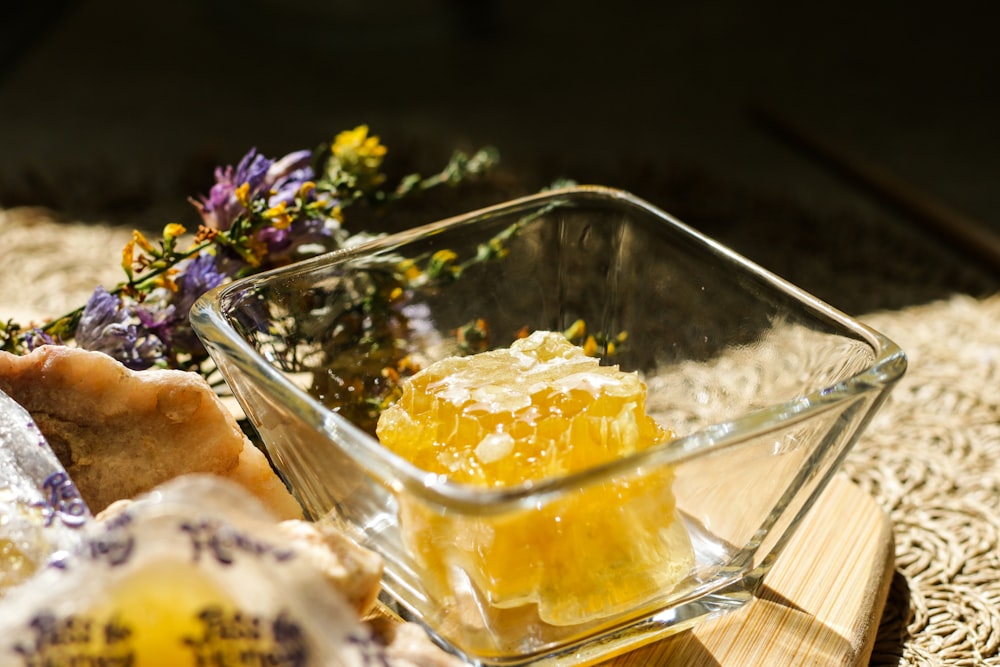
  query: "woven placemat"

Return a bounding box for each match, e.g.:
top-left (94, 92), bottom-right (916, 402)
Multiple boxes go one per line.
top-left (3, 176), bottom-right (999, 665)
top-left (858, 296), bottom-right (1000, 665)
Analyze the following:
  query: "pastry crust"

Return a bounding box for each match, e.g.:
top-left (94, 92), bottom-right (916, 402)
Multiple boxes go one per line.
top-left (0, 345), bottom-right (301, 519)
top-left (277, 518), bottom-right (384, 615)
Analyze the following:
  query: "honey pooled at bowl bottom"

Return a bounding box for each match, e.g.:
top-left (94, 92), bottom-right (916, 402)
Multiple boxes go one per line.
top-left (376, 330), bottom-right (694, 627)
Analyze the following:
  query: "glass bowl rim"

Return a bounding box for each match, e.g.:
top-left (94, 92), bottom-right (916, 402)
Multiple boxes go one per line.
top-left (191, 185), bottom-right (907, 512)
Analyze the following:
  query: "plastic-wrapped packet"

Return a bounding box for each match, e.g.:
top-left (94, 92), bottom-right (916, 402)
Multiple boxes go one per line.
top-left (0, 388), bottom-right (91, 594)
top-left (0, 474), bottom-right (459, 667)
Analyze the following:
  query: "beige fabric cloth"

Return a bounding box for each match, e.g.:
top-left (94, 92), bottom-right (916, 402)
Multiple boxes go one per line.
top-left (3, 201), bottom-right (1000, 665)
top-left (1, 207), bottom-right (132, 325)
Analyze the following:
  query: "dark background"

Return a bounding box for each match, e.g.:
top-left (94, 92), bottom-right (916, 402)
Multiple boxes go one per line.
top-left (1, 1), bottom-right (998, 302)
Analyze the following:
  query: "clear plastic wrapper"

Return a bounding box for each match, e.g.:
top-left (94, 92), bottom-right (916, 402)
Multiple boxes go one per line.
top-left (0, 474), bottom-right (459, 667)
top-left (0, 388), bottom-right (91, 594)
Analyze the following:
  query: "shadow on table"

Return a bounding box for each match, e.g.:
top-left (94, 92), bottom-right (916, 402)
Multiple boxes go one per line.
top-left (868, 570), bottom-right (913, 666)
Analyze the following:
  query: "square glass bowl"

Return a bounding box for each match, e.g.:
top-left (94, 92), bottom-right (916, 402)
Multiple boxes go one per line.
top-left (191, 186), bottom-right (906, 665)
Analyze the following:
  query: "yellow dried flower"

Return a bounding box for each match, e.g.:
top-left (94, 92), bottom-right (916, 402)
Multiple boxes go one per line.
top-left (163, 223), bottom-right (186, 242)
top-left (243, 235), bottom-right (268, 268)
top-left (132, 230), bottom-right (154, 253)
top-left (397, 259), bottom-right (422, 283)
top-left (235, 183), bottom-right (252, 209)
top-left (121, 239), bottom-right (136, 278)
top-left (298, 181), bottom-right (316, 199)
top-left (263, 201), bottom-right (292, 229)
top-left (563, 319), bottom-right (586, 341)
top-left (331, 125), bottom-right (387, 189)
top-left (152, 268), bottom-right (180, 292)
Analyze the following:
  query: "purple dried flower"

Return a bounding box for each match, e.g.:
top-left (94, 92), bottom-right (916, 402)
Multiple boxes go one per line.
top-left (193, 148), bottom-right (275, 231)
top-left (173, 253), bottom-right (227, 316)
top-left (192, 147), bottom-right (322, 234)
top-left (190, 146), bottom-right (343, 271)
top-left (260, 217), bottom-right (342, 264)
top-left (257, 225), bottom-right (293, 255)
top-left (135, 304), bottom-right (177, 352)
top-left (23, 328), bottom-right (57, 351)
top-left (266, 149), bottom-right (313, 208)
top-left (137, 253), bottom-right (227, 356)
top-left (75, 287), bottom-right (166, 370)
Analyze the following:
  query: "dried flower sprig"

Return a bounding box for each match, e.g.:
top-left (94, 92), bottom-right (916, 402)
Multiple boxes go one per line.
top-left (0, 125), bottom-right (499, 378)
top-left (299, 189), bottom-right (598, 435)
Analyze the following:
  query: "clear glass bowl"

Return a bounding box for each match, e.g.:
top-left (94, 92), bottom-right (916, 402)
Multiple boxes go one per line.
top-left (191, 186), bottom-right (906, 666)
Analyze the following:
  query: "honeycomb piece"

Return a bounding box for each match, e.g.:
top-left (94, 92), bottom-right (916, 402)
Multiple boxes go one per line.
top-left (377, 330), bottom-right (668, 485)
top-left (377, 331), bottom-right (693, 626)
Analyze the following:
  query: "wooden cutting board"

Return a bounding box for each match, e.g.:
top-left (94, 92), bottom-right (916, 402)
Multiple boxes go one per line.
top-left (600, 474), bottom-right (894, 666)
